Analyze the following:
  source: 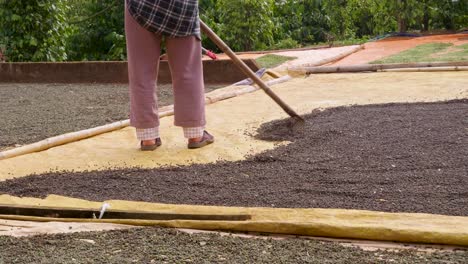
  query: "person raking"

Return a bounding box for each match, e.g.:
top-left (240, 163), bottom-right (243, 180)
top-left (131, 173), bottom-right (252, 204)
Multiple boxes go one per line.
top-left (125, 0), bottom-right (214, 151)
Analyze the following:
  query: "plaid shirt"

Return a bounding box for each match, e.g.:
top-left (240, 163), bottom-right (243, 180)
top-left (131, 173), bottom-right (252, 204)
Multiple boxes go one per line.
top-left (126, 0), bottom-right (200, 39)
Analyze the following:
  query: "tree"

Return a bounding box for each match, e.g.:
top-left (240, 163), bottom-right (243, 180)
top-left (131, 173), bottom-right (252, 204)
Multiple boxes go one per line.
top-left (368, 0), bottom-right (467, 33)
top-left (66, 0), bottom-right (125, 61)
top-left (368, 0), bottom-right (421, 33)
top-left (273, 0), bottom-right (306, 43)
top-left (346, 0), bottom-right (374, 37)
top-left (2, 0), bottom-right (467, 61)
top-left (300, 0), bottom-right (330, 43)
top-left (199, 0), bottom-right (222, 52)
top-left (429, 0), bottom-right (468, 31)
top-left (216, 0), bottom-right (275, 51)
top-left (0, 0), bottom-right (70, 62)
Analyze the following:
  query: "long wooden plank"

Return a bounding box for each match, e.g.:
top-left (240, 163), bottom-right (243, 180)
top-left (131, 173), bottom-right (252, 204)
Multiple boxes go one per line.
top-left (0, 204), bottom-right (251, 221)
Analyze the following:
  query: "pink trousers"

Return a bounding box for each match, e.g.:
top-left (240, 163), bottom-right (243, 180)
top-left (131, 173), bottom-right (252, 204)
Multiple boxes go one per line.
top-left (125, 7), bottom-right (206, 130)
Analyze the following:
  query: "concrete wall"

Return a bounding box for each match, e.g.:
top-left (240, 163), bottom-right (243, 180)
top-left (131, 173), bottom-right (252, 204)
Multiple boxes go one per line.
top-left (0, 59), bottom-right (260, 84)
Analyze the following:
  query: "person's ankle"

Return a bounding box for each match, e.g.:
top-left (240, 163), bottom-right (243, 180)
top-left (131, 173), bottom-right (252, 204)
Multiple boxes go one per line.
top-left (188, 136), bottom-right (203, 143)
top-left (141, 139), bottom-right (156, 146)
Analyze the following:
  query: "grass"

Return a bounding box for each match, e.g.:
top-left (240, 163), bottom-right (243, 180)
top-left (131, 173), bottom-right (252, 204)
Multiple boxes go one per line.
top-left (371, 42), bottom-right (468, 64)
top-left (255, 54), bottom-right (297, 68)
top-left (330, 38), bottom-right (370, 46)
top-left (312, 37), bottom-right (370, 48)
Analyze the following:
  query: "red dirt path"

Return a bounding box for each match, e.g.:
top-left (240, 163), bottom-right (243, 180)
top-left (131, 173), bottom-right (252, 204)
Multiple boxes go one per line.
top-left (332, 34), bottom-right (468, 66)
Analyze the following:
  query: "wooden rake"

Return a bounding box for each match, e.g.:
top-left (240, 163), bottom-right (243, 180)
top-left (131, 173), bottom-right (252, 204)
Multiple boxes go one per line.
top-left (200, 20), bottom-right (305, 130)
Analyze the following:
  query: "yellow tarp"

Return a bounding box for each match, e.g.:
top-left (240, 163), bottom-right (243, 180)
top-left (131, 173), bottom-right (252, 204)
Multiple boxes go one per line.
top-left (1, 194), bottom-right (468, 247)
top-left (1, 72), bottom-right (467, 180)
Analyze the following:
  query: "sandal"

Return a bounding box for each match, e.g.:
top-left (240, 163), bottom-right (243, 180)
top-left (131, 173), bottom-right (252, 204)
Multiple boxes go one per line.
top-left (140, 138), bottom-right (162, 151)
top-left (188, 131), bottom-right (214, 149)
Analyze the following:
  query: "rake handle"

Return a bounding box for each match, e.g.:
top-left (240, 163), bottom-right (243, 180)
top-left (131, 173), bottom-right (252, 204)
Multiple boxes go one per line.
top-left (200, 20), bottom-right (303, 121)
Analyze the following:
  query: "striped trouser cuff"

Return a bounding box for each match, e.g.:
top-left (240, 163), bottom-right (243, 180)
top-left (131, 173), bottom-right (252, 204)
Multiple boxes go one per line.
top-left (137, 127), bottom-right (204, 140)
top-left (183, 127), bottom-right (204, 139)
top-left (136, 127), bottom-right (160, 141)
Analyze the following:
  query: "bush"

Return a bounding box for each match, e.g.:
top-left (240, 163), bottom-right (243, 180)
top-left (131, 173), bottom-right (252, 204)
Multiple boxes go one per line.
top-left (66, 0), bottom-right (125, 61)
top-left (274, 0), bottom-right (328, 45)
top-left (215, 0), bottom-right (275, 51)
top-left (2, 0), bottom-right (467, 61)
top-left (270, 38), bottom-right (300, 50)
top-left (0, 0), bottom-right (70, 62)
top-left (199, 0), bottom-right (222, 52)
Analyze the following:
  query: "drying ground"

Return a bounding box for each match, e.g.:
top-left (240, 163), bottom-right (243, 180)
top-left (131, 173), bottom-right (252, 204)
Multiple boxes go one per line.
top-left (0, 83), bottom-right (224, 149)
top-left (1, 227), bottom-right (467, 264)
top-left (0, 100), bottom-right (467, 262)
top-left (1, 100), bottom-right (467, 216)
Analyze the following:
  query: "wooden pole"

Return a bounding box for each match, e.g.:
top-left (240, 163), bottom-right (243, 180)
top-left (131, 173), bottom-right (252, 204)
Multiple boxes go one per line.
top-left (0, 119), bottom-right (130, 160)
top-left (380, 66), bottom-right (468, 72)
top-left (293, 61), bottom-right (468, 74)
top-left (199, 20), bottom-right (304, 123)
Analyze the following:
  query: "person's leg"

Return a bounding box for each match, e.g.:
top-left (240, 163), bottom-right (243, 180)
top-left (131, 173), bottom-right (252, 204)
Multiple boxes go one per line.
top-left (165, 36), bottom-right (207, 143)
top-left (125, 7), bottom-right (162, 147)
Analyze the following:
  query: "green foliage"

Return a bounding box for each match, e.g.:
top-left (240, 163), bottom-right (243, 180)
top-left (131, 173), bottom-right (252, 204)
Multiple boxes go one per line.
top-left (273, 0), bottom-right (305, 42)
top-left (325, 0), bottom-right (467, 39)
top-left (297, 0), bottom-right (330, 43)
top-left (199, 0), bottom-right (223, 52)
top-left (274, 0), bottom-right (329, 45)
top-left (215, 0), bottom-right (275, 51)
top-left (1, 0), bottom-right (467, 61)
top-left (428, 0), bottom-right (468, 31)
top-left (256, 54), bottom-right (297, 68)
top-left (271, 38), bottom-right (300, 50)
top-left (0, 0), bottom-right (70, 62)
top-left (368, 0), bottom-right (467, 34)
top-left (369, 0), bottom-right (422, 33)
top-left (66, 0), bottom-right (125, 61)
top-left (324, 0), bottom-right (353, 39)
top-left (328, 36), bottom-right (370, 46)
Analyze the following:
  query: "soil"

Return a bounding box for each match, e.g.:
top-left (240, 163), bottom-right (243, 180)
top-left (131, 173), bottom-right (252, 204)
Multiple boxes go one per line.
top-left (0, 83), bottom-right (224, 149)
top-left (0, 227), bottom-right (467, 263)
top-left (1, 100), bottom-right (467, 216)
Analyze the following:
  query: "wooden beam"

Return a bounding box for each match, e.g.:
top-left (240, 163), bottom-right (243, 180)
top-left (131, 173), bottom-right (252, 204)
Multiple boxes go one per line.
top-left (294, 61), bottom-right (468, 74)
top-left (0, 204), bottom-right (251, 221)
